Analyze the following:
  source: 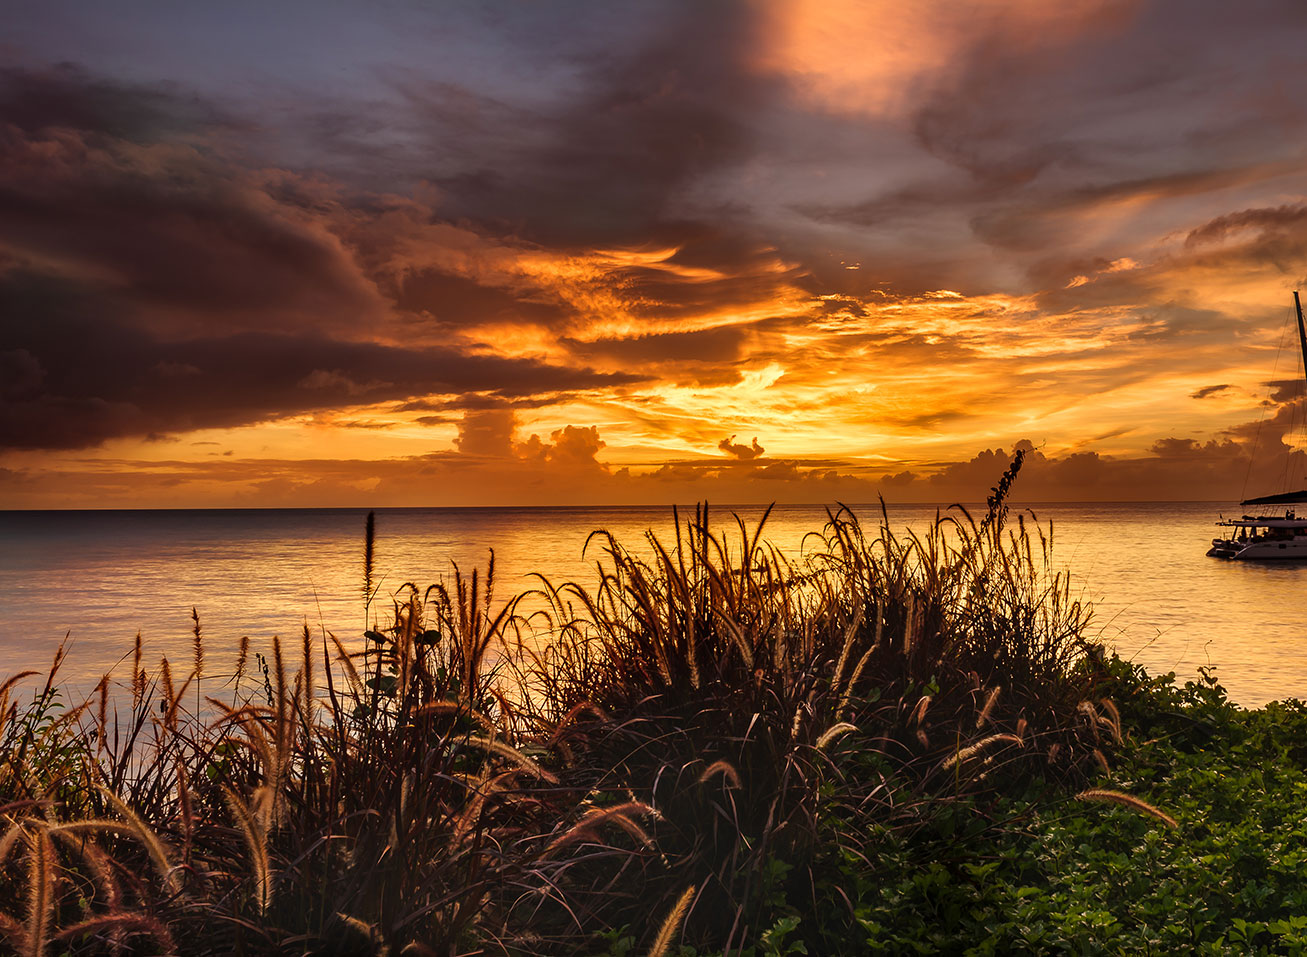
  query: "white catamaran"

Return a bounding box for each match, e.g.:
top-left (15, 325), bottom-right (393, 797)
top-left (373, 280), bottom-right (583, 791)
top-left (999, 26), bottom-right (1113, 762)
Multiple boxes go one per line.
top-left (1207, 292), bottom-right (1307, 560)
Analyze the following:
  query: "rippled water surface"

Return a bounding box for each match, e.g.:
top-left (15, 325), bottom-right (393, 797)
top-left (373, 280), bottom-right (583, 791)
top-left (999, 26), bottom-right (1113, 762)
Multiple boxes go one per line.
top-left (2, 503), bottom-right (1304, 706)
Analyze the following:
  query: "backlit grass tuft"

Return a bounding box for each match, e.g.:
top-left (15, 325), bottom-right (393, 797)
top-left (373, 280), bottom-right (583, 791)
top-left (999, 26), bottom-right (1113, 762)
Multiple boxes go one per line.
top-left (0, 459), bottom-right (1128, 954)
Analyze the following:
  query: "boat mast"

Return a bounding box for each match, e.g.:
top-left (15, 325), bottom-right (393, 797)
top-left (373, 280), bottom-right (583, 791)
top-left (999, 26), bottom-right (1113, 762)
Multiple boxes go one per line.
top-left (1239, 293), bottom-right (1307, 506)
top-left (1295, 290), bottom-right (1307, 489)
top-left (1296, 291), bottom-right (1307, 390)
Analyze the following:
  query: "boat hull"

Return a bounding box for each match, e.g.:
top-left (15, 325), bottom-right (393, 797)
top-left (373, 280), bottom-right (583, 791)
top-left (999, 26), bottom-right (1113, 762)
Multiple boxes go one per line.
top-left (1207, 539), bottom-right (1307, 560)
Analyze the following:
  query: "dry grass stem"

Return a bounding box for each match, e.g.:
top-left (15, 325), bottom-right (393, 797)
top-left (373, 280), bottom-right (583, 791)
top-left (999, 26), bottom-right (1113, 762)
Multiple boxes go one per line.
top-left (1075, 789), bottom-right (1178, 828)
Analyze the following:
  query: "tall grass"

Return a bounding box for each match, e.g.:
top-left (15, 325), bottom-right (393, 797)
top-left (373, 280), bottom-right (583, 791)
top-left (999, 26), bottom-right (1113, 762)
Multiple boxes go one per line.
top-left (0, 462), bottom-right (1113, 954)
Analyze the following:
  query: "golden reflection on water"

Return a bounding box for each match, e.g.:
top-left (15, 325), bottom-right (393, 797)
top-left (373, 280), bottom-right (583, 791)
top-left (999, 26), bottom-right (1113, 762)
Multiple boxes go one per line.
top-left (2, 503), bottom-right (1304, 706)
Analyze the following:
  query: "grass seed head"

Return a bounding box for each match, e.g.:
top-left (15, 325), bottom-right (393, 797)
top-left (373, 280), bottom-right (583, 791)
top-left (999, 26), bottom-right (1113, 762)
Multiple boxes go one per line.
top-left (647, 884), bottom-right (696, 957)
top-left (697, 760), bottom-right (742, 788)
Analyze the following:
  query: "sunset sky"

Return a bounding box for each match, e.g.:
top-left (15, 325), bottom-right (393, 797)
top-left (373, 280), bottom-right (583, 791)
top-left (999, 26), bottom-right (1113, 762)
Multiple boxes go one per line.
top-left (4, 0), bottom-right (1307, 507)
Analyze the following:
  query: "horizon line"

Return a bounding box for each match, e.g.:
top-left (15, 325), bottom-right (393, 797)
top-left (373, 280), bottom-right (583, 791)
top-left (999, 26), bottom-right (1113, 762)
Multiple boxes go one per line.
top-left (1, 499), bottom-right (1246, 513)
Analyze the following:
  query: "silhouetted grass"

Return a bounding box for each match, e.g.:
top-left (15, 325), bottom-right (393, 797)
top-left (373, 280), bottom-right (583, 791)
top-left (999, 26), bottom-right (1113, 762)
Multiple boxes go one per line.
top-left (0, 455), bottom-right (1119, 954)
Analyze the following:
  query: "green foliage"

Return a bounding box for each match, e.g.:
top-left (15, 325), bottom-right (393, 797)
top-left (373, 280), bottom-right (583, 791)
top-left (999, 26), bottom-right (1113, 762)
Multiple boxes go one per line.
top-left (797, 662), bottom-right (1307, 955)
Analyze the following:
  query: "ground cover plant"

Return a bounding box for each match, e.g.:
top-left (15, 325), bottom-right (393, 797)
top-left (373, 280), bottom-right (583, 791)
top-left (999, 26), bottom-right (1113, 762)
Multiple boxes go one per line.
top-left (796, 661), bottom-right (1307, 955)
top-left (5, 452), bottom-right (1281, 955)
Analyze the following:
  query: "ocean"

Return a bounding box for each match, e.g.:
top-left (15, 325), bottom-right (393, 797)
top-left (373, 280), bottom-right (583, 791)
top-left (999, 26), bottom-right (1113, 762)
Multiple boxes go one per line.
top-left (1, 502), bottom-right (1304, 706)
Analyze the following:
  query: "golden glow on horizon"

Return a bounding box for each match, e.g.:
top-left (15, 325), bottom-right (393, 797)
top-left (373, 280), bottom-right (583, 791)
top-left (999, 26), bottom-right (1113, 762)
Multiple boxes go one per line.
top-left (5, 276), bottom-right (1295, 507)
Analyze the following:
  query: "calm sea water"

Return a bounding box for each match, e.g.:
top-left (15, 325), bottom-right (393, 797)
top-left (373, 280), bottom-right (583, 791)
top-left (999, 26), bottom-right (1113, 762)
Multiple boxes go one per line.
top-left (1, 503), bottom-right (1304, 706)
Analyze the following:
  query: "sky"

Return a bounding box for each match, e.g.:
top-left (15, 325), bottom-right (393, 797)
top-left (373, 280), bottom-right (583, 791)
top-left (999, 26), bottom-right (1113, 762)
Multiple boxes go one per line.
top-left (3, 0), bottom-right (1307, 507)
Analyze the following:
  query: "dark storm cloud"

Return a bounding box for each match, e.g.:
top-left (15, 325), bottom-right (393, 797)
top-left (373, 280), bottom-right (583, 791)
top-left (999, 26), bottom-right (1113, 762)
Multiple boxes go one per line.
top-left (392, 270), bottom-right (567, 329)
top-left (564, 324), bottom-right (748, 365)
top-left (1184, 203), bottom-right (1307, 248)
top-left (718, 435), bottom-right (765, 460)
top-left (617, 265), bottom-right (801, 321)
top-left (0, 272), bottom-right (642, 449)
top-left (804, 178), bottom-right (982, 231)
top-left (1178, 202), bottom-right (1307, 275)
top-left (1267, 378), bottom-right (1307, 403)
top-left (969, 175), bottom-right (1307, 294)
top-left (801, 0), bottom-right (1307, 297)
top-left (396, 395), bottom-right (550, 414)
top-left (911, 55), bottom-right (1078, 194)
top-left (1120, 305), bottom-right (1242, 343)
top-left (0, 63), bottom-right (232, 140)
top-left (1191, 384), bottom-right (1233, 399)
top-left (0, 123), bottom-right (379, 331)
top-left (976, 165), bottom-right (1306, 261)
top-left (1, 54), bottom-right (801, 363)
top-left (424, 4), bottom-right (779, 248)
top-left (0, 64), bottom-right (681, 451)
